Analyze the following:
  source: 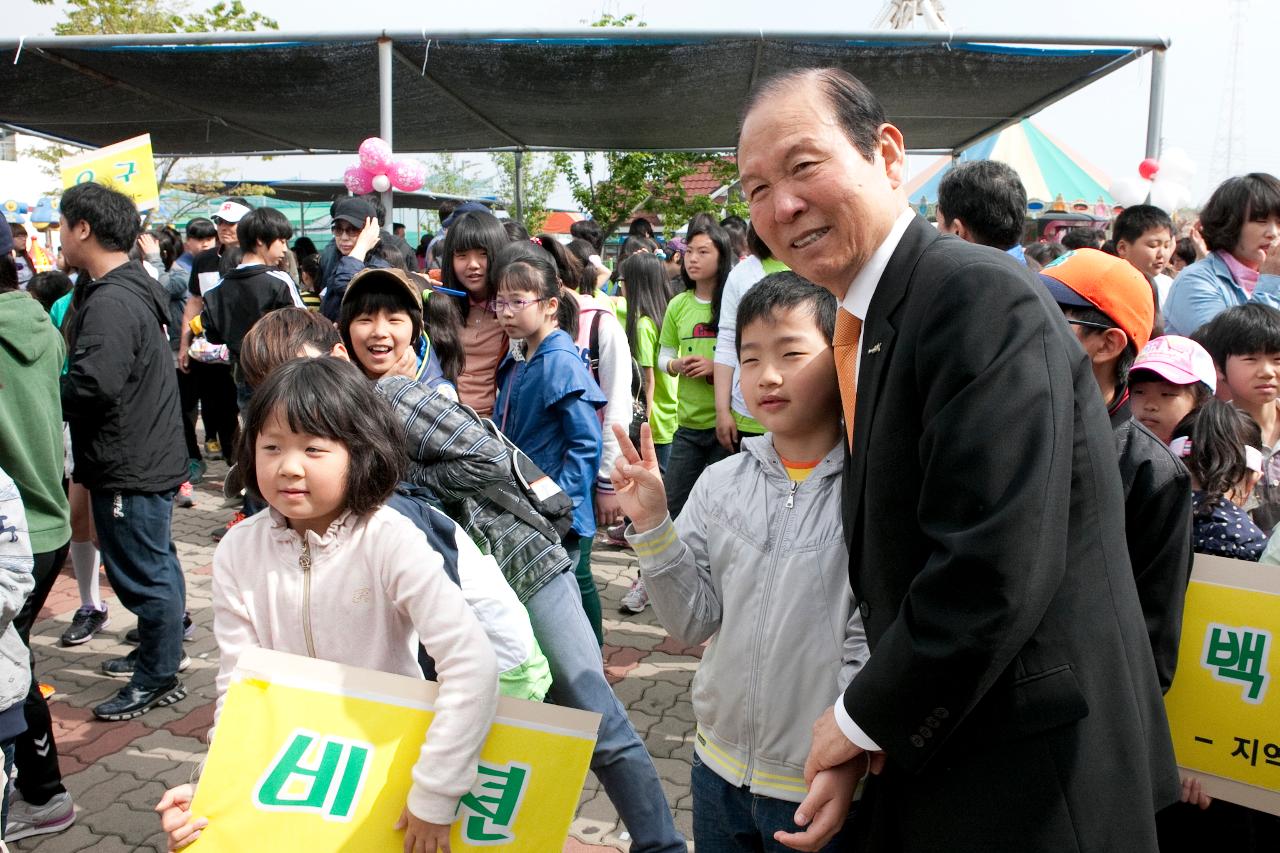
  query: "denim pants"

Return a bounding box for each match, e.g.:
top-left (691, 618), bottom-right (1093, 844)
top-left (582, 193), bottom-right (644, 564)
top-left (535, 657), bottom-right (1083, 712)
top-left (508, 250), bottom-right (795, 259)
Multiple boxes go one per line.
top-left (691, 755), bottom-right (855, 853)
top-left (526, 569), bottom-right (686, 853)
top-left (90, 489), bottom-right (187, 690)
top-left (664, 427), bottom-right (731, 519)
top-left (1, 738), bottom-right (14, 838)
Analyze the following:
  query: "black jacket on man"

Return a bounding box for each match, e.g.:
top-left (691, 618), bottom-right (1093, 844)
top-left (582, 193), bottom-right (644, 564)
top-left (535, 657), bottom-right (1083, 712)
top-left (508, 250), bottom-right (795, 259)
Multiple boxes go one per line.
top-left (62, 260), bottom-right (186, 493)
top-left (839, 216), bottom-right (1178, 852)
top-left (1110, 391), bottom-right (1193, 693)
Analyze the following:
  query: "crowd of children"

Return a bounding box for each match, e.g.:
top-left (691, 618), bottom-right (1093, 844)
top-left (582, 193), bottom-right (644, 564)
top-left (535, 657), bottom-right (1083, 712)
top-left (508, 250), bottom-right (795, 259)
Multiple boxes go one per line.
top-left (2, 164), bottom-right (1280, 852)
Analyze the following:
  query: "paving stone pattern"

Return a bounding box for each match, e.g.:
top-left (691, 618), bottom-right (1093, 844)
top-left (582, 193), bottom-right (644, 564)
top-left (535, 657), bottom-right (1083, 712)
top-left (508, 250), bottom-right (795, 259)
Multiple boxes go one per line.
top-left (12, 457), bottom-right (701, 852)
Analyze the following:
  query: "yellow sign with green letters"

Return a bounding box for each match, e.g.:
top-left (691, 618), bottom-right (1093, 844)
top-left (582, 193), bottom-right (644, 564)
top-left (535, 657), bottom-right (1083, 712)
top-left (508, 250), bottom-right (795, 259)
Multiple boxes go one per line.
top-left (1164, 554), bottom-right (1280, 816)
top-left (60, 133), bottom-right (159, 212)
top-left (188, 648), bottom-right (599, 850)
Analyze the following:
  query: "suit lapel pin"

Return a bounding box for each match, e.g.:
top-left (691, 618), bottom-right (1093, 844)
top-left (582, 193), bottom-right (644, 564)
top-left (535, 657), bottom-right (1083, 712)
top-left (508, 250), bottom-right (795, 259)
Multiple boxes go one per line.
top-left (866, 342), bottom-right (882, 355)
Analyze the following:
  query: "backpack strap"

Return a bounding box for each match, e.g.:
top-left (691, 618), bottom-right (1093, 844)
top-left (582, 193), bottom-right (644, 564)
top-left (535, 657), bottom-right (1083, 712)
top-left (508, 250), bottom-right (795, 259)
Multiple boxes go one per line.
top-left (588, 309), bottom-right (605, 377)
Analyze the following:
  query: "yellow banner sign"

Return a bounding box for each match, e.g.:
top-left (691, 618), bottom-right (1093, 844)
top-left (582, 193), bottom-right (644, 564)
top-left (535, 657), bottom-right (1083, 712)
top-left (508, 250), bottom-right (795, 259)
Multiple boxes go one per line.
top-left (60, 133), bottom-right (159, 211)
top-left (1164, 554), bottom-right (1280, 816)
top-left (189, 648), bottom-right (600, 850)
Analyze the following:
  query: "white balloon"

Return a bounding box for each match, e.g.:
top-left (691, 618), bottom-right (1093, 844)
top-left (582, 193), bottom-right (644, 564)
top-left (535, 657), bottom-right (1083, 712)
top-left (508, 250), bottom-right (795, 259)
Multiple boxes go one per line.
top-left (371, 174), bottom-right (391, 193)
top-left (1110, 176), bottom-right (1149, 208)
top-left (1148, 181), bottom-right (1185, 213)
top-left (1158, 147), bottom-right (1196, 186)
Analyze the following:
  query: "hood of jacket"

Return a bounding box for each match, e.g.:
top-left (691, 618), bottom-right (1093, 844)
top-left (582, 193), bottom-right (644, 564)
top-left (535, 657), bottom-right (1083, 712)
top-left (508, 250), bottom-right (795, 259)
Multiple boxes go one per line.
top-left (525, 328), bottom-right (579, 364)
top-left (0, 291), bottom-right (61, 366)
top-left (739, 432), bottom-right (845, 484)
top-left (85, 260), bottom-right (170, 331)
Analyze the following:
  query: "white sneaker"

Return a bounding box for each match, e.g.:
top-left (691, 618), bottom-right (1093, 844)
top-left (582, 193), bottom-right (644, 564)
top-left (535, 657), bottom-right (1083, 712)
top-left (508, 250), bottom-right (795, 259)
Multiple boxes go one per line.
top-left (619, 575), bottom-right (649, 614)
top-left (6, 790), bottom-right (75, 840)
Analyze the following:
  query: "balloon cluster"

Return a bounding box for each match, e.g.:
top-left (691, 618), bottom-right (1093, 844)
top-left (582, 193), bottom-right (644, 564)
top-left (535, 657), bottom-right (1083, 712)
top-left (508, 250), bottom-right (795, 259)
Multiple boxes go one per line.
top-left (1109, 148), bottom-right (1196, 213)
top-left (343, 137), bottom-right (426, 195)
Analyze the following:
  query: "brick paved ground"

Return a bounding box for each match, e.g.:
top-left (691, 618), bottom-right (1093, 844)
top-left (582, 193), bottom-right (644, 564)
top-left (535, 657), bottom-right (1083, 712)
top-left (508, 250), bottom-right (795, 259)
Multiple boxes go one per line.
top-left (10, 456), bottom-right (699, 852)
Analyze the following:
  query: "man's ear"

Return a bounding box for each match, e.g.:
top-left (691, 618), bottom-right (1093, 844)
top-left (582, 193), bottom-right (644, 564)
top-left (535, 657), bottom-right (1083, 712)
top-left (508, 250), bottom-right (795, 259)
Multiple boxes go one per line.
top-left (941, 217), bottom-right (970, 242)
top-left (879, 123), bottom-right (907, 188)
top-left (1096, 327), bottom-right (1129, 363)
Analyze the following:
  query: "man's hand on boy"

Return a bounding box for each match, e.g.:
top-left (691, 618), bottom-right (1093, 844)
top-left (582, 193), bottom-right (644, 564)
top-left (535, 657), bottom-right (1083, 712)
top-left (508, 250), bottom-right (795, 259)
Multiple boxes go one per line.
top-left (775, 758), bottom-right (864, 852)
top-left (395, 807), bottom-right (452, 853)
top-left (610, 423), bottom-right (668, 533)
top-left (156, 783), bottom-right (206, 851)
top-left (804, 706), bottom-right (885, 785)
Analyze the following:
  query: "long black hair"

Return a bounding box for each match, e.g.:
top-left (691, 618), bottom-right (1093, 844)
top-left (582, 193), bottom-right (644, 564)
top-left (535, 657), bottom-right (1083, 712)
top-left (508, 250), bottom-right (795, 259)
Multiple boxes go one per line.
top-left (1173, 399), bottom-right (1263, 519)
top-left (492, 240), bottom-right (579, 339)
top-left (620, 252), bottom-right (670, 355)
top-left (440, 211), bottom-right (508, 320)
top-left (681, 221), bottom-right (734, 330)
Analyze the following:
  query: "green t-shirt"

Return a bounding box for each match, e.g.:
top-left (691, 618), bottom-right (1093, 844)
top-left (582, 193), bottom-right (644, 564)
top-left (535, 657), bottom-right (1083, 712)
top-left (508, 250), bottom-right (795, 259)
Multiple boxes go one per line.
top-left (658, 291), bottom-right (717, 430)
top-left (635, 315), bottom-right (678, 445)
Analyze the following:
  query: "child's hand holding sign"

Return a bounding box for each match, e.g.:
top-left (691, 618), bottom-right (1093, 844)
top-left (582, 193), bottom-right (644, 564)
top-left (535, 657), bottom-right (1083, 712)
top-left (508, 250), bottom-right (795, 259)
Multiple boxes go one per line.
top-left (610, 423), bottom-right (668, 533)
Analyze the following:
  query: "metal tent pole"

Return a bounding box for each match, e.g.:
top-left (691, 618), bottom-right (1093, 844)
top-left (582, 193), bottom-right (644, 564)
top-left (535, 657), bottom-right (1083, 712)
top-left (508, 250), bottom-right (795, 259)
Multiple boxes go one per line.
top-left (1145, 48), bottom-right (1166, 159)
top-left (378, 37), bottom-right (394, 225)
top-left (514, 150), bottom-right (525, 224)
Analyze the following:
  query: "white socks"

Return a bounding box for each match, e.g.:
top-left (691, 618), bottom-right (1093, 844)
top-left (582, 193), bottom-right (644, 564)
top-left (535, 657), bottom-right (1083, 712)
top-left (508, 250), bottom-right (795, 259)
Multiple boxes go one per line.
top-left (69, 540), bottom-right (103, 610)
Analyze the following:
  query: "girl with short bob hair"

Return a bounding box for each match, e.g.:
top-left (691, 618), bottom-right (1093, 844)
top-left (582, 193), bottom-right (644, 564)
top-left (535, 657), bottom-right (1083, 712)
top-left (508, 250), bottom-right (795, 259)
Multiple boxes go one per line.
top-left (158, 356), bottom-right (499, 852)
top-left (1165, 172), bottom-right (1280, 335)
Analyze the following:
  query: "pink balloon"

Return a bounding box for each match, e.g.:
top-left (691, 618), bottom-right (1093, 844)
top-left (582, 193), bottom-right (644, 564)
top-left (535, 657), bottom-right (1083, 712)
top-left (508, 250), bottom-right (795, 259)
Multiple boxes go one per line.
top-left (388, 158), bottom-right (426, 192)
top-left (1138, 158), bottom-right (1160, 181)
top-left (358, 137), bottom-right (394, 174)
top-left (343, 165), bottom-right (374, 195)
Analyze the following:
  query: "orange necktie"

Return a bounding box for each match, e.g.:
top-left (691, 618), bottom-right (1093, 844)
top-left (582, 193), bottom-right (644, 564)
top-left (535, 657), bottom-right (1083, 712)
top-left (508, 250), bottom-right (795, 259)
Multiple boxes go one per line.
top-left (834, 308), bottom-right (863, 449)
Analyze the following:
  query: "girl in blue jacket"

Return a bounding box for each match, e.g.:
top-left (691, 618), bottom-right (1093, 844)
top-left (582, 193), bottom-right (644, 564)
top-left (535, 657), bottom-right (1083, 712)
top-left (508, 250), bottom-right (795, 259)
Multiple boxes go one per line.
top-left (492, 241), bottom-right (607, 638)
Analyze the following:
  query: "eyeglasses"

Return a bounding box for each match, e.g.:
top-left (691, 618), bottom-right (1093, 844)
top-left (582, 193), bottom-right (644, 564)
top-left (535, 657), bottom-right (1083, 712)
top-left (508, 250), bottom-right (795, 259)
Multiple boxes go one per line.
top-left (331, 223), bottom-right (361, 236)
top-left (1066, 318), bottom-right (1115, 333)
top-left (488, 297), bottom-right (546, 313)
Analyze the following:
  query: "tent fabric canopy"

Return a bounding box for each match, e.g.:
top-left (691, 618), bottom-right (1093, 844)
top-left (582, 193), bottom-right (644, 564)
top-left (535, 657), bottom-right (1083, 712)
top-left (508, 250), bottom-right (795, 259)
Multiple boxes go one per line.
top-left (905, 119), bottom-right (1115, 209)
top-left (0, 30), bottom-right (1162, 157)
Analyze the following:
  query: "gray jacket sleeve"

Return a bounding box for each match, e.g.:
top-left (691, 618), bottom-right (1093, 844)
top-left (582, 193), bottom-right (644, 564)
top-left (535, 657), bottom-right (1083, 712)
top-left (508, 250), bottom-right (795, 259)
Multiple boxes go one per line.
top-left (624, 475), bottom-right (721, 646)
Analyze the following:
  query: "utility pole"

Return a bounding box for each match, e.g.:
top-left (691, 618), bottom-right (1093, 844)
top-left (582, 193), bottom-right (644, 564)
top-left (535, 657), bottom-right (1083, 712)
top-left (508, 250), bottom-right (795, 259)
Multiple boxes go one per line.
top-left (1210, 0), bottom-right (1248, 186)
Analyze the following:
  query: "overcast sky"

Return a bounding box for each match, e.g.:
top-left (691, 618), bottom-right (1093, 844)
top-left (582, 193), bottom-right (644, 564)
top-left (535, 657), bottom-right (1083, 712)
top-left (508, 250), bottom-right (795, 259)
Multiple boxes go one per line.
top-left (8, 0), bottom-right (1276, 209)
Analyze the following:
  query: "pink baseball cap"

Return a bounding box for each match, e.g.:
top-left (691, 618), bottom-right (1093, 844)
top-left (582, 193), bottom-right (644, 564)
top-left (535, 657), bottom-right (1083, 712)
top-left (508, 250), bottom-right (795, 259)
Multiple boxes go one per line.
top-left (1131, 335), bottom-right (1217, 393)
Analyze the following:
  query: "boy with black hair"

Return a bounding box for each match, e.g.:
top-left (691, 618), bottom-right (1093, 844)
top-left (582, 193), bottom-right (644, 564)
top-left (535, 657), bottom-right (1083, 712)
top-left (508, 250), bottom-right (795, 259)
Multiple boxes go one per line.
top-left (199, 206), bottom-right (302, 394)
top-left (936, 160), bottom-right (1029, 261)
top-left (57, 181), bottom-right (189, 721)
top-left (1114, 204), bottom-right (1175, 306)
top-left (616, 272), bottom-right (868, 851)
top-left (1191, 302), bottom-right (1280, 533)
top-left (1039, 249), bottom-right (1193, 692)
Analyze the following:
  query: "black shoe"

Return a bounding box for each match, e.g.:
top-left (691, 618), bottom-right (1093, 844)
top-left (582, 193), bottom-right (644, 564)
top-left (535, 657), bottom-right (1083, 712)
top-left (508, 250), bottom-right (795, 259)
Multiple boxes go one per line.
top-left (93, 679), bottom-right (186, 721)
top-left (101, 649), bottom-right (191, 679)
top-left (124, 612), bottom-right (194, 645)
top-left (60, 604), bottom-right (109, 646)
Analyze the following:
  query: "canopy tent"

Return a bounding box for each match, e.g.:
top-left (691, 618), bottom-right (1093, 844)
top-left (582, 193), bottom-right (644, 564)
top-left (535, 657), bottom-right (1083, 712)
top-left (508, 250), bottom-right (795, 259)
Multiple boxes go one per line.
top-left (212, 180), bottom-right (503, 211)
top-left (0, 29), bottom-right (1169, 219)
top-left (904, 119), bottom-right (1115, 215)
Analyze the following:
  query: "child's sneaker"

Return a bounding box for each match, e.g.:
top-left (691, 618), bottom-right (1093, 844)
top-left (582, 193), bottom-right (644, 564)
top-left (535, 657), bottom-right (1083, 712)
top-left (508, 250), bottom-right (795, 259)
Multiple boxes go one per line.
top-left (59, 604), bottom-right (109, 646)
top-left (174, 481), bottom-right (195, 508)
top-left (619, 575), bottom-right (649, 614)
top-left (125, 611), bottom-right (194, 644)
top-left (211, 510), bottom-right (246, 541)
top-left (188, 457), bottom-right (207, 485)
top-left (205, 439), bottom-right (222, 460)
top-left (603, 521), bottom-right (630, 548)
top-left (100, 650), bottom-right (191, 678)
top-left (5, 790), bottom-right (76, 840)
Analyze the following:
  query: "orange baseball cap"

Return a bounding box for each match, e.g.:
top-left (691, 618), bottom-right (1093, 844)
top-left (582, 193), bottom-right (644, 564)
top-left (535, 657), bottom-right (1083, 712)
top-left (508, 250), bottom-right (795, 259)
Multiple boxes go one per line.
top-left (1039, 248), bottom-right (1155, 351)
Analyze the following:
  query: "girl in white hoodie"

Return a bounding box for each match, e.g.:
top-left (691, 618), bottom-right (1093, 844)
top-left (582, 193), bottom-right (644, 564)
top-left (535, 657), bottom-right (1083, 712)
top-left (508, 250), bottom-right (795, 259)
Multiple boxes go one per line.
top-left (157, 357), bottom-right (498, 852)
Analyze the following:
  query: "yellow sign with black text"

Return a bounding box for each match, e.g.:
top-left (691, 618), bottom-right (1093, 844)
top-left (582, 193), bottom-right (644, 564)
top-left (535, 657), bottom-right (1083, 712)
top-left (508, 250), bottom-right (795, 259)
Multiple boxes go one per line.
top-left (60, 134), bottom-right (159, 211)
top-left (188, 648), bottom-right (600, 850)
top-left (1164, 554), bottom-right (1280, 816)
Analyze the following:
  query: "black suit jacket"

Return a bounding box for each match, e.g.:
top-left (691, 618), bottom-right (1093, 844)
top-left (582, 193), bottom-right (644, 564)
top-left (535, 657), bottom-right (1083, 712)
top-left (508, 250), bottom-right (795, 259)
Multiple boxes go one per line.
top-left (839, 216), bottom-right (1179, 852)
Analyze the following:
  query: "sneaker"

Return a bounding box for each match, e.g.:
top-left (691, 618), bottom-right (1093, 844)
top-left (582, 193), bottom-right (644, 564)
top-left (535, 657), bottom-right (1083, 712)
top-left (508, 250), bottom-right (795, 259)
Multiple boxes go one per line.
top-left (211, 510), bottom-right (246, 542)
top-left (101, 649), bottom-right (191, 679)
top-left (59, 604), bottom-right (109, 646)
top-left (205, 439), bottom-right (222, 460)
top-left (125, 611), bottom-right (194, 644)
top-left (174, 481), bottom-right (195, 508)
top-left (619, 574), bottom-right (649, 614)
top-left (93, 679), bottom-right (186, 721)
top-left (5, 790), bottom-right (75, 841)
top-left (603, 521), bottom-right (630, 548)
top-left (187, 457), bottom-right (207, 486)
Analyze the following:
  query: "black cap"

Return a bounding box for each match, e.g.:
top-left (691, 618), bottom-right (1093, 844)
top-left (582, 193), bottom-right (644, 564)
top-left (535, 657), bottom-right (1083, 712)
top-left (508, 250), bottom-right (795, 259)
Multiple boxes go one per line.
top-left (332, 197), bottom-right (377, 227)
top-left (441, 201), bottom-right (492, 229)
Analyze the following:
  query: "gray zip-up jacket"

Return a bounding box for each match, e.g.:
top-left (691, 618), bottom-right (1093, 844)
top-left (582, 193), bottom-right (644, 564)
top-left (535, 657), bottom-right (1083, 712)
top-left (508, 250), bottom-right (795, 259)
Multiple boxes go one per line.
top-left (626, 436), bottom-right (867, 802)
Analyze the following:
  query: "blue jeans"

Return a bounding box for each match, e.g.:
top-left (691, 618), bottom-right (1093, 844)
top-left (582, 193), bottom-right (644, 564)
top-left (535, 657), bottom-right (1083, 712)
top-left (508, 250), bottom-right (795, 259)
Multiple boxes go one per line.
top-left (691, 755), bottom-right (855, 853)
top-left (664, 427), bottom-right (731, 519)
top-left (90, 490), bottom-right (187, 690)
top-left (1, 738), bottom-right (14, 837)
top-left (654, 442), bottom-right (673, 474)
top-left (527, 570), bottom-right (686, 853)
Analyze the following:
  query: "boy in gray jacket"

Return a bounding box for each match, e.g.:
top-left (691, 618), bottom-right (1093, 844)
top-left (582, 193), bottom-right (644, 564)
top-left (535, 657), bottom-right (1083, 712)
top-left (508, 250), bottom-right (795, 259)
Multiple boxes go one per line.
top-left (613, 273), bottom-right (868, 852)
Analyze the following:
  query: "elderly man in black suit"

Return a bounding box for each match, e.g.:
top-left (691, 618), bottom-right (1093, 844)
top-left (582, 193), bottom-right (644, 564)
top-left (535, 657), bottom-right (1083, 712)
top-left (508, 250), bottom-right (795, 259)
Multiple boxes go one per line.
top-left (736, 67), bottom-right (1179, 852)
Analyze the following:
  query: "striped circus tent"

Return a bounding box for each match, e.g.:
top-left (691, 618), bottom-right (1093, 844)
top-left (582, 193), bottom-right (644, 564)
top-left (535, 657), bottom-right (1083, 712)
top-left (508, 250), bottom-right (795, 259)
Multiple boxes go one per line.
top-left (905, 119), bottom-right (1114, 216)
